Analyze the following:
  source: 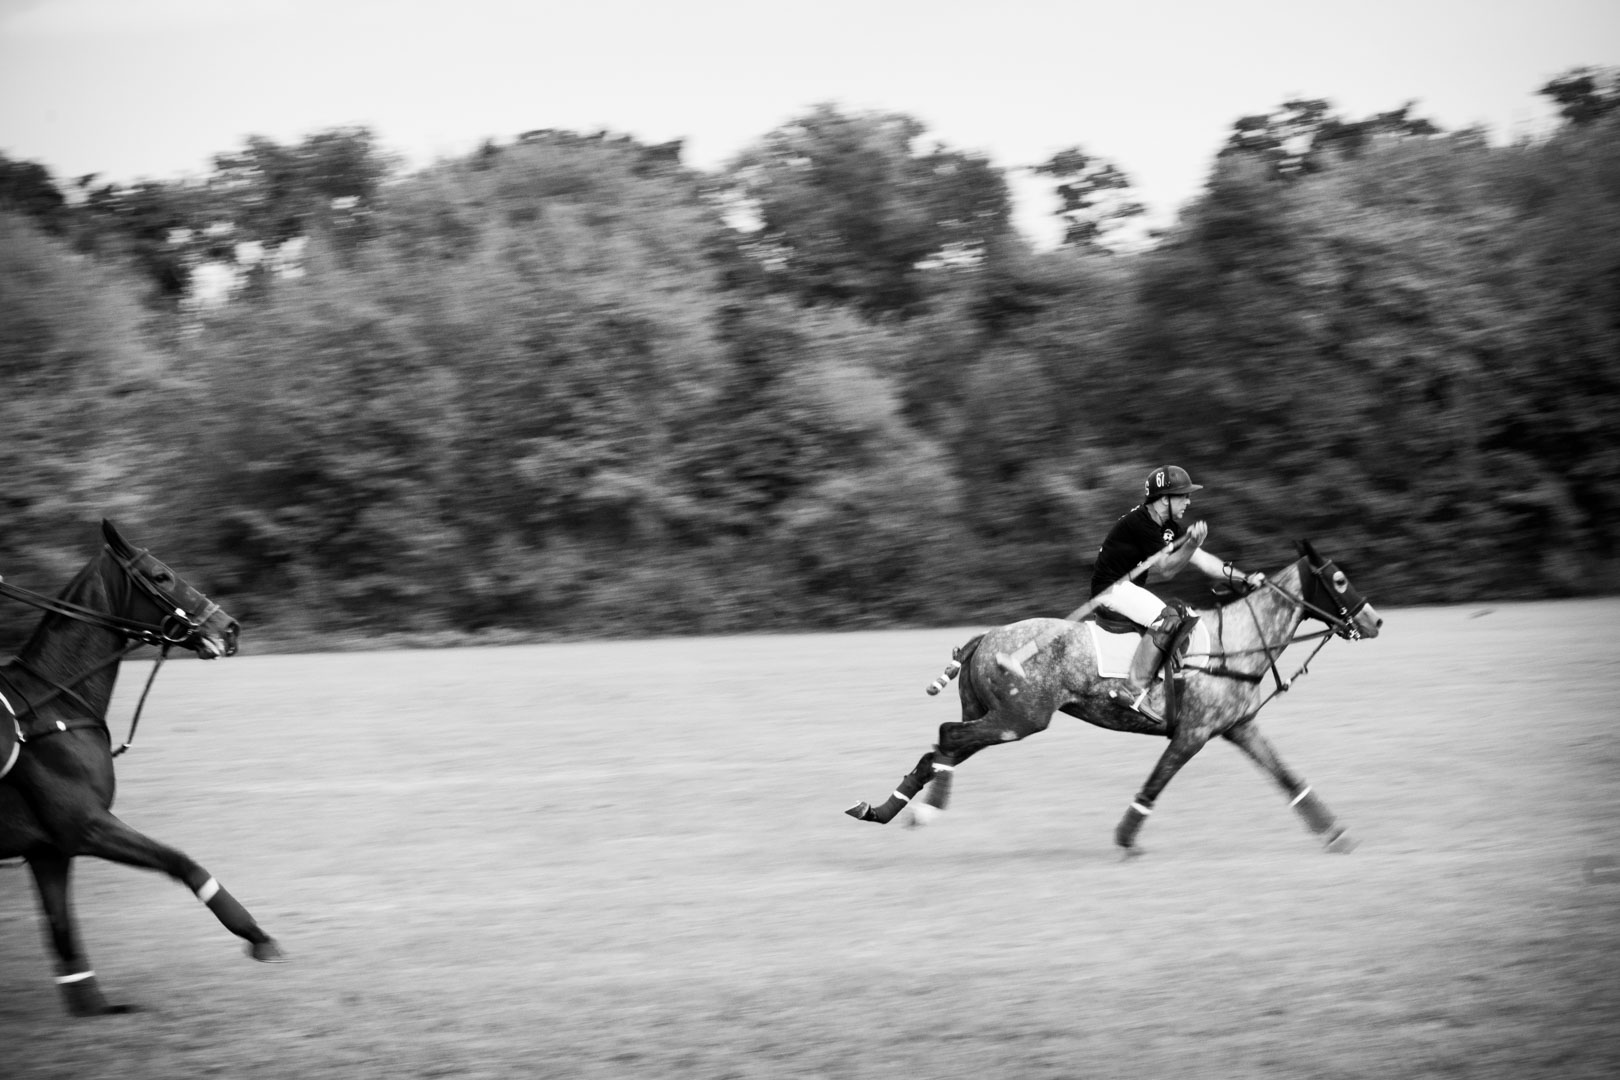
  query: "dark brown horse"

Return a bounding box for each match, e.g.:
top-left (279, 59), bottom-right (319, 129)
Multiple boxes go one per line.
top-left (848, 541), bottom-right (1383, 854)
top-left (1, 520), bottom-right (284, 1016)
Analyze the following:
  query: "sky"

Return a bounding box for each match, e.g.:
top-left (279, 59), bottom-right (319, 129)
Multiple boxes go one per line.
top-left (1, 0), bottom-right (1616, 247)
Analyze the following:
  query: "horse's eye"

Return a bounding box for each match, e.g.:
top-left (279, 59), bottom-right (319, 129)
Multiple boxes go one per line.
top-left (154, 571), bottom-right (174, 585)
top-left (1332, 572), bottom-right (1348, 592)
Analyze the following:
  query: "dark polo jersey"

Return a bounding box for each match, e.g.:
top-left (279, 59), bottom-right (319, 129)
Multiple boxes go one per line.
top-left (1089, 504), bottom-right (1185, 598)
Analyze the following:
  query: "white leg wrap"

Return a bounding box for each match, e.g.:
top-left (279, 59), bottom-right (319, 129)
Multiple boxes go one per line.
top-left (890, 790), bottom-right (911, 803)
top-left (196, 877), bottom-right (220, 903)
top-left (1130, 801), bottom-right (1154, 815)
top-left (1289, 786), bottom-right (1313, 807)
top-left (55, 971), bottom-right (95, 984)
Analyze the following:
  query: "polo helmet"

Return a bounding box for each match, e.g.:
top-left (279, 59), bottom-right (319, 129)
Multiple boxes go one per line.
top-left (1144, 465), bottom-right (1203, 501)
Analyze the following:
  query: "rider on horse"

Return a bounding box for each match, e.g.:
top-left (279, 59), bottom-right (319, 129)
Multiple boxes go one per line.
top-left (1091, 466), bottom-right (1266, 722)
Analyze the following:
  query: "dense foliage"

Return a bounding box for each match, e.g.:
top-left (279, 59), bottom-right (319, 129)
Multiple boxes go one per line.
top-left (2, 79), bottom-right (1617, 649)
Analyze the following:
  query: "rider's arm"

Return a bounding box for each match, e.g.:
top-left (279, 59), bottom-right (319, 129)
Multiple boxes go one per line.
top-left (1147, 522), bottom-right (1205, 581)
top-left (1191, 546), bottom-right (1265, 589)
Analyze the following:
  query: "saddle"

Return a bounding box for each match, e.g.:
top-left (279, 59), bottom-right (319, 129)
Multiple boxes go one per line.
top-left (1081, 606), bottom-right (1209, 682)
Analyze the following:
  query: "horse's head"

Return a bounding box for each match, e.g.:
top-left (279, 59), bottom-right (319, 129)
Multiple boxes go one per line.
top-left (101, 520), bottom-right (240, 659)
top-left (1297, 540), bottom-right (1382, 641)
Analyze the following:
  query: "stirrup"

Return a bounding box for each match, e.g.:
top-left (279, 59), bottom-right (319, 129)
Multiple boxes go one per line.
top-left (1109, 686), bottom-right (1164, 724)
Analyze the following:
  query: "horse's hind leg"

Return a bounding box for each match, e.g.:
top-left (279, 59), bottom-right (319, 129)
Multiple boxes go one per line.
top-left (28, 850), bottom-right (127, 1016)
top-left (845, 714), bottom-right (1028, 826)
top-left (71, 810), bottom-right (287, 961)
top-left (847, 750), bottom-right (941, 824)
top-left (913, 718), bottom-right (1020, 817)
top-left (1224, 720), bottom-right (1355, 852)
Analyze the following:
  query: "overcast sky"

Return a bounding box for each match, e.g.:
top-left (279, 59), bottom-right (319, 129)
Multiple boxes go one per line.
top-left (1, 0), bottom-right (1615, 246)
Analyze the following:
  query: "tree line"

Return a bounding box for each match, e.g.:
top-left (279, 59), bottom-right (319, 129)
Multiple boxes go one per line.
top-left (2, 68), bottom-right (1617, 650)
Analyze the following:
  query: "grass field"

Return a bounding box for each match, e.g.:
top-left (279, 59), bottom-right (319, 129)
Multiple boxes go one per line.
top-left (3, 599), bottom-right (1618, 1079)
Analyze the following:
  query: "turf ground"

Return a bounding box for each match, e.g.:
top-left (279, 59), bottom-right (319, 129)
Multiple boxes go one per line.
top-left (3, 599), bottom-right (1618, 1079)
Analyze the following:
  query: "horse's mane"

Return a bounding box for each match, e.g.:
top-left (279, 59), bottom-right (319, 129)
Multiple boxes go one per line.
top-left (12, 549), bottom-right (115, 662)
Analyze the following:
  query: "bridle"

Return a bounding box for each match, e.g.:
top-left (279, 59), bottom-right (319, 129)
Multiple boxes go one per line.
top-left (0, 544), bottom-right (228, 757)
top-left (1189, 558), bottom-right (1371, 717)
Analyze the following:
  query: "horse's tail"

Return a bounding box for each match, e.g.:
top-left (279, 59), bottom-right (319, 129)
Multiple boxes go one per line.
top-left (925, 661), bottom-right (959, 696)
top-left (951, 635), bottom-right (996, 722)
top-left (924, 634), bottom-right (983, 696)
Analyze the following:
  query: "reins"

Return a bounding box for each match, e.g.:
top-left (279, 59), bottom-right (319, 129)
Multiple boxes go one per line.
top-left (0, 571), bottom-right (200, 651)
top-left (1185, 567), bottom-right (1362, 718)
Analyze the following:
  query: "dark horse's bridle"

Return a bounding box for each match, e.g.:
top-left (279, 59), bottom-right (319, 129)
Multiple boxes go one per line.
top-left (0, 544), bottom-right (231, 757)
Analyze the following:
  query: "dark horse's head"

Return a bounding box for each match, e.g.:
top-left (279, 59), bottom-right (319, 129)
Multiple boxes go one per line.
top-left (101, 520), bottom-right (240, 659)
top-left (1297, 540), bottom-right (1382, 641)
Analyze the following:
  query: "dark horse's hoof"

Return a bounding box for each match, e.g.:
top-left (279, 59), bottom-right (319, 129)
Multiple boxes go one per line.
top-left (249, 939), bottom-right (290, 963)
top-left (1323, 829), bottom-right (1358, 854)
top-left (844, 801), bottom-right (876, 822)
top-left (59, 975), bottom-right (137, 1017)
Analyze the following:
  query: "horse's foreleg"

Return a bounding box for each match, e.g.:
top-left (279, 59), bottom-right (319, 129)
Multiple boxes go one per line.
top-left (1115, 734), bottom-right (1209, 854)
top-left (28, 851), bottom-right (125, 1016)
top-left (73, 811), bottom-right (287, 961)
top-left (1223, 721), bottom-right (1355, 852)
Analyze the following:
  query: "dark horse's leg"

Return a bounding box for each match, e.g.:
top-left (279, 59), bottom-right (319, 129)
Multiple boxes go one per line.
top-left (1223, 721), bottom-right (1356, 852)
top-left (1113, 730), bottom-right (1213, 854)
top-left (28, 849), bottom-right (128, 1016)
top-left (65, 808), bottom-right (287, 963)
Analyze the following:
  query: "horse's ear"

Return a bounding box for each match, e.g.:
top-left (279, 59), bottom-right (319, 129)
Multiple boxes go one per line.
top-left (1298, 539), bottom-right (1321, 563)
top-left (101, 519), bottom-right (129, 553)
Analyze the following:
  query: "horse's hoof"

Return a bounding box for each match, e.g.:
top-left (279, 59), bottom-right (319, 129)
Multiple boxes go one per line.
top-left (844, 801), bottom-right (876, 822)
top-left (249, 939), bottom-right (289, 963)
top-left (1118, 844), bottom-right (1147, 860)
top-left (1323, 830), bottom-right (1358, 854)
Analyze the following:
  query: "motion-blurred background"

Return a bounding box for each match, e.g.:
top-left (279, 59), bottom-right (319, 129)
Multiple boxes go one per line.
top-left (3, 3), bottom-right (1617, 650)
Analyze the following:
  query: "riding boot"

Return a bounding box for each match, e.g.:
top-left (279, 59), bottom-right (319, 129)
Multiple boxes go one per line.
top-left (1109, 624), bottom-right (1173, 723)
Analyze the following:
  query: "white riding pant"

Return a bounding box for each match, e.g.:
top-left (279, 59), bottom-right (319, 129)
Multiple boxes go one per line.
top-left (1098, 578), bottom-right (1172, 626)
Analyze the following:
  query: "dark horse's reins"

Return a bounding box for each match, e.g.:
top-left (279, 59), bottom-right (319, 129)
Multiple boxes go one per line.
top-left (0, 545), bottom-right (219, 757)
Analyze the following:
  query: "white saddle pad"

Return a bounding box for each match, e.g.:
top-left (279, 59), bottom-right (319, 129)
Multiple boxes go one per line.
top-left (1086, 619), bottom-right (1212, 680)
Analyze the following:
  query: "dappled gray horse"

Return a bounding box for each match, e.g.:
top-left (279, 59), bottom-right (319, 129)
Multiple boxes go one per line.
top-left (849, 541), bottom-right (1382, 853)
